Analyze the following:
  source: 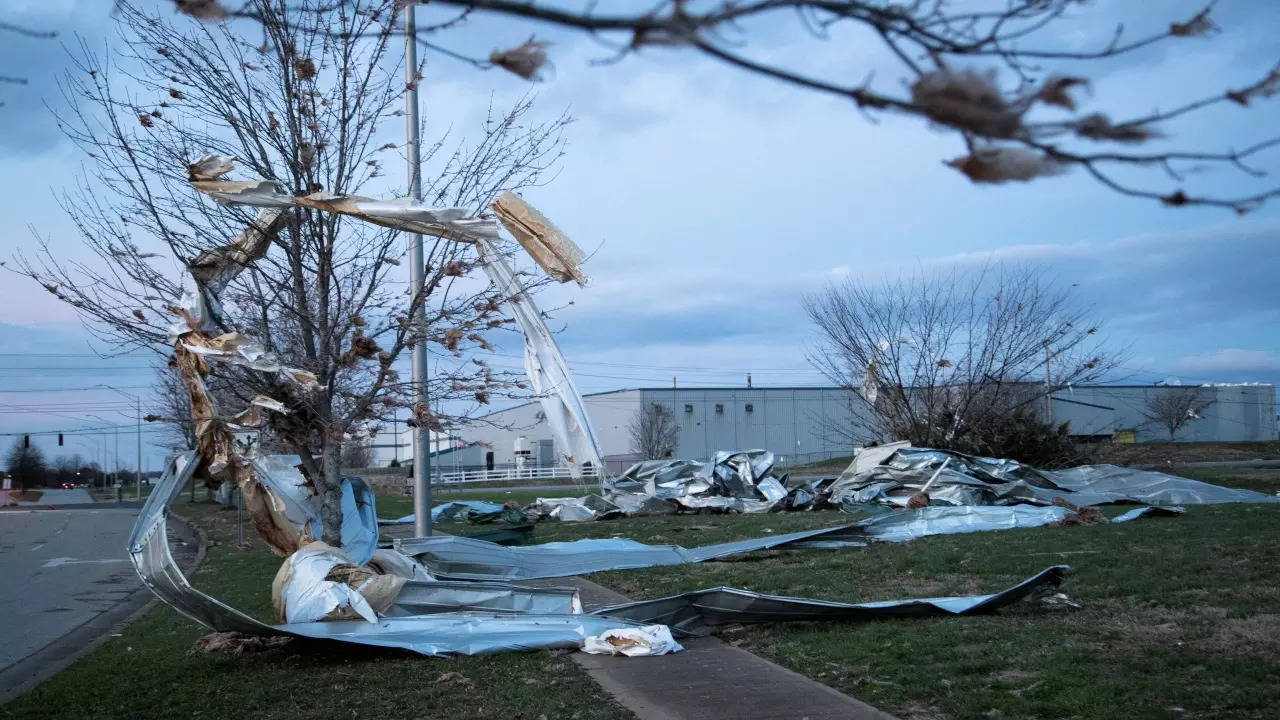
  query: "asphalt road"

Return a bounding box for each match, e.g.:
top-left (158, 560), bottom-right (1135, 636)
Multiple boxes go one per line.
top-left (0, 508), bottom-right (140, 672)
top-left (15, 488), bottom-right (95, 506)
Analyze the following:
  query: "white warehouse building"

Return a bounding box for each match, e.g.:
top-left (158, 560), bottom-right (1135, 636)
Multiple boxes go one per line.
top-left (455, 384), bottom-right (1277, 474)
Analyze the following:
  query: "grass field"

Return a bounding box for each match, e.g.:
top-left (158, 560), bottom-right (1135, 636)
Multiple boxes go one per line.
top-left (416, 470), bottom-right (1280, 720)
top-left (8, 468), bottom-right (1277, 720)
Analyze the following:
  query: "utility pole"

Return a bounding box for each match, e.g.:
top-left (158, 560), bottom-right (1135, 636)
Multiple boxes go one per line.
top-left (404, 4), bottom-right (432, 539)
top-left (135, 397), bottom-right (143, 499)
top-left (1043, 343), bottom-right (1054, 425)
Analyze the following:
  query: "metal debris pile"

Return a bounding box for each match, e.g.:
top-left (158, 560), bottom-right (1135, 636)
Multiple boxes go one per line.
top-left (471, 442), bottom-right (1280, 524)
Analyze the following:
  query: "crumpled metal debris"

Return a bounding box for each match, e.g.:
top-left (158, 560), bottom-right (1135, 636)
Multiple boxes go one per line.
top-left (529, 494), bottom-right (623, 522)
top-left (271, 541), bottom-right (402, 623)
top-left (827, 445), bottom-right (1280, 509)
top-left (131, 452), bottom-right (1075, 657)
top-left (582, 625), bottom-right (683, 656)
top-left (596, 449), bottom-right (795, 518)
top-left (592, 565), bottom-right (1071, 636)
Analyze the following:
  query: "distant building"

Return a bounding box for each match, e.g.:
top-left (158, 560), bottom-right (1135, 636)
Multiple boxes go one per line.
top-left (457, 384), bottom-right (1277, 473)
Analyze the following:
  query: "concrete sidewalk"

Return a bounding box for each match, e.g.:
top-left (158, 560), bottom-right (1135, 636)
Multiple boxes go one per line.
top-left (532, 575), bottom-right (898, 720)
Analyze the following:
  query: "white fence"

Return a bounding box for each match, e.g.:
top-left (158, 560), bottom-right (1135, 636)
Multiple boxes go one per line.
top-left (403, 465), bottom-right (599, 493)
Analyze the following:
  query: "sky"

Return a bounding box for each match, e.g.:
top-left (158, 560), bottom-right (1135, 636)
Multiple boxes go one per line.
top-left (1, 0), bottom-right (1278, 471)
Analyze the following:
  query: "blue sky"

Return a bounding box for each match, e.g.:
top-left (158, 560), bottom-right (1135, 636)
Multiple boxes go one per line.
top-left (1, 0), bottom-right (1278, 469)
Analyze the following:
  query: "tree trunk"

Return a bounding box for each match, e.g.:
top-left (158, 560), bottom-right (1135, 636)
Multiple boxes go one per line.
top-left (319, 439), bottom-right (345, 547)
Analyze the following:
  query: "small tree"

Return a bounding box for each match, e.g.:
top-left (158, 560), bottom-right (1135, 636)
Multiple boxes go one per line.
top-left (805, 264), bottom-right (1117, 466)
top-left (149, 370), bottom-right (198, 452)
top-left (340, 437), bottom-right (373, 469)
top-left (1143, 387), bottom-right (1213, 442)
top-left (628, 403), bottom-right (680, 460)
top-left (4, 439), bottom-right (48, 491)
top-left (14, 0), bottom-right (568, 546)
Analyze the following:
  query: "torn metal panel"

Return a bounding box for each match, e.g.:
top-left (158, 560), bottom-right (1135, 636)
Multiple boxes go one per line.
top-left (388, 581), bottom-right (582, 617)
top-left (187, 160), bottom-right (501, 243)
top-left (252, 455), bottom-right (379, 565)
top-left (591, 565), bottom-right (1070, 636)
top-left (851, 504), bottom-right (1070, 543)
top-left (476, 237), bottom-right (605, 479)
top-left (397, 524), bottom-right (860, 581)
top-left (1111, 505), bottom-right (1185, 523)
top-left (399, 503), bottom-right (1180, 582)
top-left (490, 191), bottom-right (586, 287)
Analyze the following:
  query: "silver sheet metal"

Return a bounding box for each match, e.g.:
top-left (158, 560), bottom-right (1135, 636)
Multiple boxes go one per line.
top-left (591, 565), bottom-right (1070, 636)
top-left (829, 446), bottom-right (1280, 509)
top-left (401, 501), bottom-right (1186, 582)
top-left (397, 524), bottom-right (859, 581)
top-left (128, 453), bottom-right (645, 656)
top-left (132, 455), bottom-right (1091, 657)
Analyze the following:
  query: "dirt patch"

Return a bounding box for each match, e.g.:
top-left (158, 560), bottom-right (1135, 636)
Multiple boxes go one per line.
top-left (1195, 614), bottom-right (1280, 660)
top-left (896, 700), bottom-right (951, 720)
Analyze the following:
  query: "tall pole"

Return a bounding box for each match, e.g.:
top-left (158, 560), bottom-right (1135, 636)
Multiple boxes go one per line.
top-left (1043, 343), bottom-right (1054, 425)
top-left (135, 398), bottom-right (143, 500)
top-left (404, 5), bottom-right (432, 538)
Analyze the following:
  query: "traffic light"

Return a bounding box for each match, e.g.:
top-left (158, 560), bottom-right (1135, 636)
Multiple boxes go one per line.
top-left (58, 433), bottom-right (64, 446)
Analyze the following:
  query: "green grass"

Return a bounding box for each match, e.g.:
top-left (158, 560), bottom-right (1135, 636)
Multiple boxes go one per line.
top-left (500, 469), bottom-right (1280, 720)
top-left (1, 502), bottom-right (630, 720)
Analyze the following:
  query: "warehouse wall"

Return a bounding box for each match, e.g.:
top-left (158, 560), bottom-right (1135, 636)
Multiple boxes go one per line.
top-left (637, 387), bottom-right (867, 463)
top-left (456, 385), bottom-right (1277, 469)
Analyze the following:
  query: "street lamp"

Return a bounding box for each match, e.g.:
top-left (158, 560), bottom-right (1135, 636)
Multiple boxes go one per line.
top-left (86, 414), bottom-right (119, 488)
top-left (99, 385), bottom-right (145, 501)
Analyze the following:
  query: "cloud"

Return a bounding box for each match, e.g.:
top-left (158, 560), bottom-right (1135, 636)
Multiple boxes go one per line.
top-left (1173, 349), bottom-right (1280, 375)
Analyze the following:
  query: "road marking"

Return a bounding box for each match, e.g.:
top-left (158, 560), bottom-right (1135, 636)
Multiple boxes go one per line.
top-left (41, 557), bottom-right (129, 568)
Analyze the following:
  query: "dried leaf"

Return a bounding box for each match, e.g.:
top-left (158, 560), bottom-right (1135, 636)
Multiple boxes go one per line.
top-left (1073, 114), bottom-right (1159, 143)
top-left (175, 0), bottom-right (230, 20)
top-left (490, 39), bottom-right (548, 81)
top-left (1227, 67), bottom-right (1280, 106)
top-left (169, 88), bottom-right (185, 100)
top-left (132, 309), bottom-right (147, 322)
top-left (292, 57), bottom-right (317, 82)
top-left (936, 359), bottom-right (952, 368)
top-left (911, 69), bottom-right (1023, 138)
top-left (138, 113), bottom-right (154, 128)
top-left (1036, 75), bottom-right (1088, 111)
top-left (946, 148), bottom-right (1064, 183)
top-left (1170, 8), bottom-right (1217, 37)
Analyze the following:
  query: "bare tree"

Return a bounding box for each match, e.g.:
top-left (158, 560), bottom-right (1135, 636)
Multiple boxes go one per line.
top-left (182, 1), bottom-right (1280, 212)
top-left (629, 402), bottom-right (680, 460)
top-left (13, 0), bottom-right (568, 546)
top-left (149, 369), bottom-right (198, 452)
top-left (1143, 386), bottom-right (1213, 442)
top-left (340, 436), bottom-right (373, 468)
top-left (805, 264), bottom-right (1117, 463)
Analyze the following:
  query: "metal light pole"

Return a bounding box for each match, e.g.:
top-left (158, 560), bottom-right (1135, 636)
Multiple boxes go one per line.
top-left (404, 5), bottom-right (432, 538)
top-left (87, 414), bottom-right (119, 487)
top-left (101, 385), bottom-right (144, 500)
